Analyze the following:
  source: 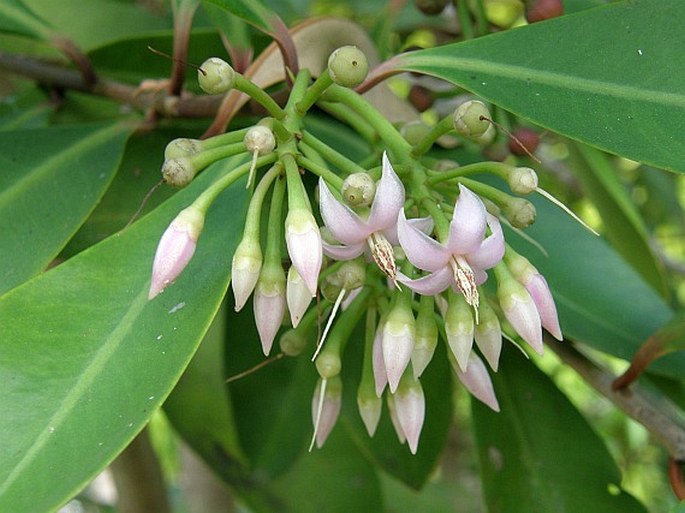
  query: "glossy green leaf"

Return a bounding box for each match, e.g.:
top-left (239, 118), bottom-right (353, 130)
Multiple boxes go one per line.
top-left (397, 0), bottom-right (685, 173)
top-left (202, 0), bottom-right (281, 34)
top-left (225, 300), bottom-right (319, 478)
top-left (269, 429), bottom-right (383, 513)
top-left (0, 160), bottom-right (247, 512)
top-left (164, 301), bottom-right (250, 483)
top-left (0, 121), bottom-right (134, 295)
top-left (511, 192), bottom-right (684, 379)
top-left (0, 0), bottom-right (51, 40)
top-left (569, 143), bottom-right (668, 297)
top-left (472, 348), bottom-right (647, 513)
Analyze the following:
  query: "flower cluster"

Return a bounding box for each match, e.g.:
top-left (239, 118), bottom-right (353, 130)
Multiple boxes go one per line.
top-left (147, 47), bottom-right (563, 456)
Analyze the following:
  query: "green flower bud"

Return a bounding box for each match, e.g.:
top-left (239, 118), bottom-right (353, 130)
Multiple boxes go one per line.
top-left (503, 197), bottom-right (536, 228)
top-left (279, 328), bottom-right (308, 357)
top-left (484, 0), bottom-right (524, 28)
top-left (198, 57), bottom-right (236, 95)
top-left (341, 172), bottom-right (376, 207)
top-left (243, 125), bottom-right (276, 154)
top-left (327, 46), bottom-right (369, 88)
top-left (162, 157), bottom-right (196, 188)
top-left (453, 100), bottom-right (491, 140)
top-left (164, 138), bottom-right (202, 160)
top-left (508, 167), bottom-right (538, 195)
top-left (400, 120), bottom-right (431, 146)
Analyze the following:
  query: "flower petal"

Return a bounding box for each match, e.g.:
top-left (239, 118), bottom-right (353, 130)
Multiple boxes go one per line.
top-left (447, 184), bottom-right (487, 255)
top-left (453, 353), bottom-right (500, 412)
top-left (468, 213), bottom-right (505, 270)
top-left (319, 177), bottom-right (370, 245)
top-left (397, 209), bottom-right (451, 272)
top-left (525, 273), bottom-right (563, 341)
top-left (321, 240), bottom-right (366, 261)
top-left (285, 208), bottom-right (322, 295)
top-left (384, 215), bottom-right (433, 246)
top-left (368, 152), bottom-right (405, 230)
top-left (394, 379), bottom-right (425, 455)
top-left (397, 267), bottom-right (453, 296)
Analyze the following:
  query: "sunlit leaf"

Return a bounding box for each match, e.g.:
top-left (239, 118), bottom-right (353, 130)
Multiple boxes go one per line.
top-left (397, 0), bottom-right (685, 173)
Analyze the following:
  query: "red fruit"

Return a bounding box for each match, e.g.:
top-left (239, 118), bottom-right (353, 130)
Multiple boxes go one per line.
top-left (508, 127), bottom-right (540, 156)
top-left (526, 0), bottom-right (564, 23)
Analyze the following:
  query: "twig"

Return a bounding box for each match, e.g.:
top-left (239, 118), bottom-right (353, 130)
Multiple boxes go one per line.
top-left (549, 338), bottom-right (685, 461)
top-left (0, 51), bottom-right (222, 118)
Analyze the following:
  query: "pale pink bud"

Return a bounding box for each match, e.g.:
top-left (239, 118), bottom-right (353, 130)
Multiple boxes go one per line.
top-left (452, 353), bottom-right (500, 412)
top-left (372, 323), bottom-right (388, 397)
top-left (231, 237), bottom-right (262, 312)
top-left (253, 265), bottom-right (286, 355)
top-left (444, 293), bottom-right (474, 373)
top-left (412, 308), bottom-right (438, 378)
top-left (286, 266), bottom-right (312, 328)
top-left (382, 303), bottom-right (416, 393)
top-left (285, 208), bottom-right (322, 296)
top-left (474, 300), bottom-right (502, 371)
top-left (386, 393), bottom-right (406, 444)
top-left (311, 376), bottom-right (342, 448)
top-left (148, 206), bottom-right (204, 299)
top-left (394, 374), bottom-right (425, 454)
top-left (357, 387), bottom-right (382, 437)
top-left (498, 279), bottom-right (543, 354)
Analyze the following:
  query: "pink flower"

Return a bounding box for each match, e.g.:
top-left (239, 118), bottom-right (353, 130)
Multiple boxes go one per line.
top-left (397, 184), bottom-right (504, 307)
top-left (319, 152), bottom-right (405, 282)
top-left (148, 206), bottom-right (204, 299)
top-left (284, 207), bottom-right (322, 296)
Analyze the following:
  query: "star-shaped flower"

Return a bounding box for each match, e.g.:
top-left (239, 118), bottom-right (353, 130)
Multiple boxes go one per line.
top-left (397, 184), bottom-right (505, 307)
top-left (319, 152), bottom-right (405, 282)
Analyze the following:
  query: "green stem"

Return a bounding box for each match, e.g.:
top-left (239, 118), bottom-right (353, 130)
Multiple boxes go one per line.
top-left (282, 152), bottom-right (309, 210)
top-left (427, 161), bottom-right (513, 185)
top-left (458, 176), bottom-right (518, 208)
top-left (193, 153), bottom-right (277, 211)
top-left (422, 198), bottom-right (450, 242)
top-left (234, 74), bottom-right (285, 120)
top-left (242, 164), bottom-right (282, 237)
top-left (300, 130), bottom-right (366, 175)
top-left (200, 127), bottom-right (251, 150)
top-left (188, 142), bottom-right (246, 170)
top-left (264, 175), bottom-right (286, 263)
top-left (296, 155), bottom-right (344, 190)
top-left (410, 115), bottom-right (454, 158)
top-left (296, 69), bottom-right (334, 115)
top-left (324, 85), bottom-right (412, 161)
top-left (318, 100), bottom-right (377, 144)
top-left (284, 68), bottom-right (312, 115)
top-left (455, 0), bottom-right (474, 40)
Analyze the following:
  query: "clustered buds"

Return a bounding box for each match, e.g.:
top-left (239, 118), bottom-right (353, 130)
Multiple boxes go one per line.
top-left (147, 44), bottom-right (565, 457)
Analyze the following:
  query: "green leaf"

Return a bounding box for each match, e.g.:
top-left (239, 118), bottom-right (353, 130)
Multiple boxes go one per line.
top-left (569, 143), bottom-right (668, 297)
top-left (472, 348), bottom-right (647, 513)
top-left (0, 159), bottom-right (247, 512)
top-left (202, 0), bottom-right (280, 34)
top-left (0, 0), bottom-right (51, 40)
top-left (0, 121), bottom-right (134, 295)
top-left (164, 301), bottom-right (250, 483)
top-left (511, 192), bottom-right (685, 379)
top-left (397, 0), bottom-right (685, 173)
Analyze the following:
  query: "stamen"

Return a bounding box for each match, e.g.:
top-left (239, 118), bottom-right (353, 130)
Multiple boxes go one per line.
top-left (450, 257), bottom-right (480, 323)
top-left (367, 232), bottom-right (400, 289)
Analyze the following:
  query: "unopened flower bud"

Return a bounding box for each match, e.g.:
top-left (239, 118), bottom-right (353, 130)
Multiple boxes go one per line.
top-left (357, 386), bottom-right (382, 437)
top-left (412, 303), bottom-right (438, 378)
top-left (453, 100), bottom-right (491, 140)
top-left (198, 57), bottom-right (236, 94)
top-left (400, 120), bottom-right (431, 146)
top-left (279, 328), bottom-right (308, 356)
top-left (444, 292), bottom-right (474, 373)
top-left (475, 124), bottom-right (497, 145)
top-left (327, 45), bottom-right (369, 88)
top-left (394, 372), bottom-right (425, 454)
top-left (452, 352), bottom-right (500, 412)
top-left (372, 322), bottom-right (387, 397)
top-left (503, 197), bottom-right (536, 228)
top-left (311, 376), bottom-right (342, 448)
top-left (148, 205), bottom-right (204, 299)
top-left (164, 138), bottom-right (202, 160)
top-left (243, 125), bottom-right (276, 155)
top-left (386, 393), bottom-right (406, 444)
top-left (253, 262), bottom-right (286, 355)
top-left (315, 350), bottom-right (342, 379)
top-left (414, 0), bottom-right (449, 15)
top-left (231, 237), bottom-right (263, 312)
top-left (383, 301), bottom-right (416, 393)
top-left (162, 157), bottom-right (197, 188)
top-left (474, 299), bottom-right (502, 371)
top-left (508, 167), bottom-right (538, 195)
top-left (285, 208), bottom-right (323, 295)
top-left (286, 266), bottom-right (312, 328)
top-left (485, 0), bottom-right (524, 28)
top-left (341, 173), bottom-right (376, 207)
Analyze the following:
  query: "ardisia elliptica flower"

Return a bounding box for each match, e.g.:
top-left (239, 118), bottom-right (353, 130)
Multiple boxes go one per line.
top-left (397, 184), bottom-right (504, 308)
top-left (319, 152), bottom-right (405, 283)
top-left (284, 207), bottom-right (323, 296)
top-left (148, 205), bottom-right (204, 299)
